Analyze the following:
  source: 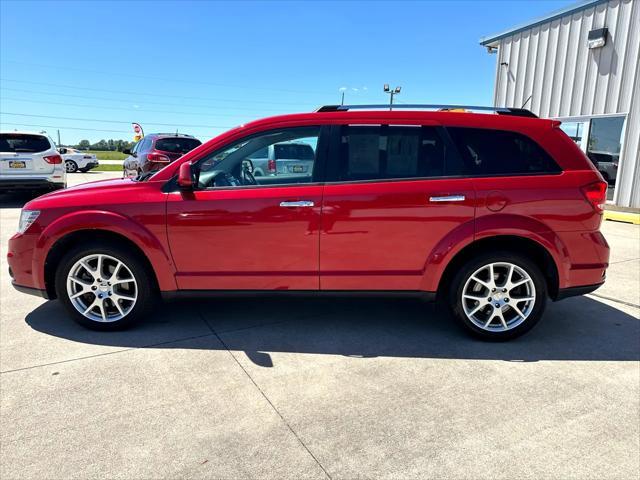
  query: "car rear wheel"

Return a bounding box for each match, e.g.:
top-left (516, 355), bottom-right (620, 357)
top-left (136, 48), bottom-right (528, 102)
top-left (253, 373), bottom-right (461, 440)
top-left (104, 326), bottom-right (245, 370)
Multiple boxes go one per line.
top-left (449, 252), bottom-right (547, 340)
top-left (55, 242), bottom-right (156, 330)
top-left (65, 160), bottom-right (78, 173)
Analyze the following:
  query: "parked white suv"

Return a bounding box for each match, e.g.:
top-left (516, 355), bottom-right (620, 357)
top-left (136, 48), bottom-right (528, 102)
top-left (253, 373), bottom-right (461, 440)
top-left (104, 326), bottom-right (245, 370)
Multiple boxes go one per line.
top-left (59, 147), bottom-right (99, 173)
top-left (0, 131), bottom-right (66, 193)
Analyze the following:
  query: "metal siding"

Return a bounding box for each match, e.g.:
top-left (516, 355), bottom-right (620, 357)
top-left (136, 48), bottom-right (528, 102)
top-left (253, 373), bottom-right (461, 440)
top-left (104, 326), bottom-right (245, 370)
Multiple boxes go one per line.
top-left (490, 0), bottom-right (639, 207)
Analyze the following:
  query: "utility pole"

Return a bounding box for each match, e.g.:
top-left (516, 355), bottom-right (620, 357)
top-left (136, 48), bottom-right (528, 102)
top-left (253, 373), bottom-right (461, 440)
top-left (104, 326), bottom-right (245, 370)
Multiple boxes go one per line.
top-left (57, 129), bottom-right (61, 147)
top-left (341, 91), bottom-right (345, 105)
top-left (383, 84), bottom-right (402, 110)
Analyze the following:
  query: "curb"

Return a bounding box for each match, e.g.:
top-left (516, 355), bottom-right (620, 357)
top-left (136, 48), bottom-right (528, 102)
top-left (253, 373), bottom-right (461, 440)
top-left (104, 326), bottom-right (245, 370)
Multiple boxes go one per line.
top-left (603, 210), bottom-right (640, 225)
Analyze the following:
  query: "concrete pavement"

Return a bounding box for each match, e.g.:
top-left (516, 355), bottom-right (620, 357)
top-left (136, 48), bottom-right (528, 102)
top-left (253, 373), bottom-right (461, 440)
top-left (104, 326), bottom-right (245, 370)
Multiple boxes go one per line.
top-left (1, 172), bottom-right (638, 479)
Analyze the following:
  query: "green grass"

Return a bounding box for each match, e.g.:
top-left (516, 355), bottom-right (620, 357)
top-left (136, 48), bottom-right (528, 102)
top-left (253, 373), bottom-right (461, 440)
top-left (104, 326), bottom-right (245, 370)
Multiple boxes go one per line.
top-left (87, 150), bottom-right (127, 161)
top-left (93, 164), bottom-right (124, 172)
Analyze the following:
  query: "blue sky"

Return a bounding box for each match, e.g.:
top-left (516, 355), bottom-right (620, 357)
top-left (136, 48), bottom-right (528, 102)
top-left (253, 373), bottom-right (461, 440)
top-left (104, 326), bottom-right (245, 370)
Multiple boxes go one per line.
top-left (1, 0), bottom-right (574, 145)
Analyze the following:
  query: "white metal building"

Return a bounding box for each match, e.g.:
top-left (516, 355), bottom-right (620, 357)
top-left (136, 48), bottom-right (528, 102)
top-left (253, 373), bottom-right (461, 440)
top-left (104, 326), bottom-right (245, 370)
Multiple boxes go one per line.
top-left (480, 0), bottom-right (639, 208)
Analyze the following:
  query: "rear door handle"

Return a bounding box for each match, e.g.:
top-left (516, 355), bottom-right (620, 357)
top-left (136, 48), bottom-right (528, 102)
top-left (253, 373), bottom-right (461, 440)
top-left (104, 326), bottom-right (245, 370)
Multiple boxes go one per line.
top-left (429, 195), bottom-right (466, 203)
top-left (279, 200), bottom-right (315, 208)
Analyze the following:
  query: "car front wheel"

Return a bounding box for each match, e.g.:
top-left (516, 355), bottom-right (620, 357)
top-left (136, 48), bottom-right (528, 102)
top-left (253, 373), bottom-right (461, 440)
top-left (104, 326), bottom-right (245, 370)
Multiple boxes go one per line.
top-left (55, 242), bottom-right (156, 330)
top-left (449, 252), bottom-right (547, 340)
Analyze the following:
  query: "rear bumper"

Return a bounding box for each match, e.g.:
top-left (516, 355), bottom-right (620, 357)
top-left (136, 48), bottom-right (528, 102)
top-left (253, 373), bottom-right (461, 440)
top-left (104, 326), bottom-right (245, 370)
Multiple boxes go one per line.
top-left (0, 178), bottom-right (65, 190)
top-left (557, 230), bottom-right (610, 289)
top-left (554, 282), bottom-right (603, 301)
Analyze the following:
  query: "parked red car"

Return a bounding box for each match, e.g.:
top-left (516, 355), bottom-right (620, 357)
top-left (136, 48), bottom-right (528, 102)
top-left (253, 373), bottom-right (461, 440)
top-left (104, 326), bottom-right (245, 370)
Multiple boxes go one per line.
top-left (122, 133), bottom-right (202, 175)
top-left (7, 105), bottom-right (609, 340)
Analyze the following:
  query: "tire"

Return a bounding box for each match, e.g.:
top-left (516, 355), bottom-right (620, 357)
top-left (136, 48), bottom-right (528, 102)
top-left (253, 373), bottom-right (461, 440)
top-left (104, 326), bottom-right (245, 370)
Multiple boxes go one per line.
top-left (448, 251), bottom-right (547, 341)
top-left (54, 241), bottom-right (157, 330)
top-left (65, 160), bottom-right (78, 173)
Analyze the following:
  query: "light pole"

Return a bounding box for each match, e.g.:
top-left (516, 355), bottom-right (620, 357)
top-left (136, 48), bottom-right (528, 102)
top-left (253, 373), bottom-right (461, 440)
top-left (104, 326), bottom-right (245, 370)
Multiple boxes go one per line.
top-left (384, 84), bottom-right (401, 110)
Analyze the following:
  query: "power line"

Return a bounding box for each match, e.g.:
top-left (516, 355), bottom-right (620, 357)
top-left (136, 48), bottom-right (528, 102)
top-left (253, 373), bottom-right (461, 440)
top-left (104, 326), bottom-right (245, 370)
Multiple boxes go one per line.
top-left (0, 78), bottom-right (317, 106)
top-left (1, 122), bottom-right (133, 134)
top-left (0, 112), bottom-right (233, 129)
top-left (0, 86), bottom-right (306, 114)
top-left (2, 59), bottom-right (331, 95)
top-left (1, 96), bottom-right (262, 118)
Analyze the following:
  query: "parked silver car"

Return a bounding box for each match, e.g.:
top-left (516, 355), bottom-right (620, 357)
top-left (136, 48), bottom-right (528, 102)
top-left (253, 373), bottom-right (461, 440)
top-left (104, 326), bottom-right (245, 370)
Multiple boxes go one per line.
top-left (247, 142), bottom-right (315, 178)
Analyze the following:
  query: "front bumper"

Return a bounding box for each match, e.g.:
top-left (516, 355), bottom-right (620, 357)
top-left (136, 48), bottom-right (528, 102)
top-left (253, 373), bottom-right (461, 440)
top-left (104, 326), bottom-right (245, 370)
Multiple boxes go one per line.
top-left (11, 281), bottom-right (49, 299)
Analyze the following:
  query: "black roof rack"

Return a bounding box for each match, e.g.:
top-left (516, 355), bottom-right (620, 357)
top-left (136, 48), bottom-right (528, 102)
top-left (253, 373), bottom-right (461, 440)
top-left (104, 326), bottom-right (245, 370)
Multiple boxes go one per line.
top-left (315, 104), bottom-right (538, 118)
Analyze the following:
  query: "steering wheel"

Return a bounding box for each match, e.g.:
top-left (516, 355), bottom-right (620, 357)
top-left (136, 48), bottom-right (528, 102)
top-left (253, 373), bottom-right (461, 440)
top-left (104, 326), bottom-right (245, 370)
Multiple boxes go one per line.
top-left (241, 165), bottom-right (257, 186)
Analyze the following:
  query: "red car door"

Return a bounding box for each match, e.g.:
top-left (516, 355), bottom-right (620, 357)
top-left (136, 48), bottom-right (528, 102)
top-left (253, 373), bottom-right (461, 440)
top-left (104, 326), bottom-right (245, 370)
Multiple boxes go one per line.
top-left (320, 124), bottom-right (476, 292)
top-left (166, 126), bottom-right (326, 290)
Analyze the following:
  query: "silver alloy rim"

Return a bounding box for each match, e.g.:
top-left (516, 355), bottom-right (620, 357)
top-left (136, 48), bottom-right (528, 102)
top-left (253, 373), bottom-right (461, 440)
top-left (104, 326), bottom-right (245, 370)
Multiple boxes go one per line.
top-left (66, 254), bottom-right (137, 322)
top-left (461, 262), bottom-right (536, 332)
top-left (65, 161), bottom-right (77, 173)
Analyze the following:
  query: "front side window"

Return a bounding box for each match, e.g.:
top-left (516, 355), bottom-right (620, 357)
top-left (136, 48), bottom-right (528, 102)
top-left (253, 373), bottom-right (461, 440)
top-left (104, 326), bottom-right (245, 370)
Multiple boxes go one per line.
top-left (336, 125), bottom-right (449, 181)
top-left (196, 126), bottom-right (320, 189)
top-left (447, 128), bottom-right (561, 176)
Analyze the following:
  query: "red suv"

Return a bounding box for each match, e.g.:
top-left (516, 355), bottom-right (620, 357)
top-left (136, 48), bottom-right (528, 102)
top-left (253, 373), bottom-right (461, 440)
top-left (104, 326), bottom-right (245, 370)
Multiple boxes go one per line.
top-left (7, 105), bottom-right (610, 340)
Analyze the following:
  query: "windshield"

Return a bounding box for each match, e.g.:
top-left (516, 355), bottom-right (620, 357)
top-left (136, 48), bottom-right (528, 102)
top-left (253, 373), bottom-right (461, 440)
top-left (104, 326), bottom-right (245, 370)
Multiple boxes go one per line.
top-left (155, 137), bottom-right (201, 154)
top-left (0, 134), bottom-right (51, 153)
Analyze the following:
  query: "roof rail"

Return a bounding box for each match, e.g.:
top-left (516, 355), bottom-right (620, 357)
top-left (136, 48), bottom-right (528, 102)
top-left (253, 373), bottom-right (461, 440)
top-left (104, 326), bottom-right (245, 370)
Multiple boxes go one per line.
top-left (152, 132), bottom-right (197, 137)
top-left (315, 104), bottom-right (538, 118)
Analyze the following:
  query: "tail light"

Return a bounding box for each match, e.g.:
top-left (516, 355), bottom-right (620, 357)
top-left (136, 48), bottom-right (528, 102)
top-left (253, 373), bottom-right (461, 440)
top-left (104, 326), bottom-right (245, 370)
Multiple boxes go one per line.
top-left (267, 159), bottom-right (276, 174)
top-left (43, 154), bottom-right (63, 164)
top-left (147, 153), bottom-right (171, 163)
top-left (581, 181), bottom-right (607, 212)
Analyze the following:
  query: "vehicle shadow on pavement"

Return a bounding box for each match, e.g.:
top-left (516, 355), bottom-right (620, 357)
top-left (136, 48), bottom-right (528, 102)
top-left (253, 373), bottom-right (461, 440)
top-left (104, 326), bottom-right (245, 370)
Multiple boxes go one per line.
top-left (25, 295), bottom-right (639, 365)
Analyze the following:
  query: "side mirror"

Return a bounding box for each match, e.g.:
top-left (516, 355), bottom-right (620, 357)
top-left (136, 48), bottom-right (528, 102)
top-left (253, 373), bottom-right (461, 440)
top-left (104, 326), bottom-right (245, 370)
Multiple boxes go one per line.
top-left (59, 147), bottom-right (68, 154)
top-left (122, 148), bottom-right (131, 155)
top-left (178, 162), bottom-right (194, 190)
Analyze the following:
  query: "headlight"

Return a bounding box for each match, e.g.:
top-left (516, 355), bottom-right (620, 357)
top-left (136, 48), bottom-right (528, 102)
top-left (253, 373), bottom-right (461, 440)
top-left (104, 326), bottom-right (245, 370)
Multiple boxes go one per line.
top-left (18, 210), bottom-right (40, 234)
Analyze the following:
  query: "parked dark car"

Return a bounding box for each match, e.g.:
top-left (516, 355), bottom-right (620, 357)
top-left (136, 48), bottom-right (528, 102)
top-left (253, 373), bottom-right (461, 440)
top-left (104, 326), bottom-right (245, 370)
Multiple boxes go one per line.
top-left (123, 133), bottom-right (202, 175)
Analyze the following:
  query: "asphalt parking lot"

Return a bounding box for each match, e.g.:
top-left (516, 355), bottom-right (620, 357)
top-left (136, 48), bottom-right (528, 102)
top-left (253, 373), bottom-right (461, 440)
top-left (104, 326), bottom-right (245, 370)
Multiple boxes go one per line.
top-left (1, 172), bottom-right (639, 480)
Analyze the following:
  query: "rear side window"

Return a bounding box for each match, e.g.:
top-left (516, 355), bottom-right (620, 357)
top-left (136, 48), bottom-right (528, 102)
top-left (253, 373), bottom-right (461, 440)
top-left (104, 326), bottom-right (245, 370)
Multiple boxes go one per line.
top-left (447, 128), bottom-right (561, 175)
top-left (155, 137), bottom-right (201, 154)
top-left (0, 134), bottom-right (51, 153)
top-left (336, 126), bottom-right (450, 181)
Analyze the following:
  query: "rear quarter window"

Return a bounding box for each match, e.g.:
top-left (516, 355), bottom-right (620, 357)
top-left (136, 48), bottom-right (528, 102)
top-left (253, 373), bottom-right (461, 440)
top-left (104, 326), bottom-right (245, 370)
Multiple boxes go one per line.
top-left (0, 134), bottom-right (51, 153)
top-left (447, 127), bottom-right (561, 176)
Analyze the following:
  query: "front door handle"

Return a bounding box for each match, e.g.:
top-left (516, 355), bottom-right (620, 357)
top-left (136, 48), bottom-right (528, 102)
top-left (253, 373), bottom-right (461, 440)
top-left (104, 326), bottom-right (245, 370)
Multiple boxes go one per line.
top-left (429, 195), bottom-right (466, 203)
top-left (279, 200), bottom-right (315, 208)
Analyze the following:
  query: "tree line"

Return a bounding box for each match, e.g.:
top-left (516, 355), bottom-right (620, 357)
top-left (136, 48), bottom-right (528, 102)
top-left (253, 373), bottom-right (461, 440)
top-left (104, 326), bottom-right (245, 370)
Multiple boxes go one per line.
top-left (74, 139), bottom-right (134, 151)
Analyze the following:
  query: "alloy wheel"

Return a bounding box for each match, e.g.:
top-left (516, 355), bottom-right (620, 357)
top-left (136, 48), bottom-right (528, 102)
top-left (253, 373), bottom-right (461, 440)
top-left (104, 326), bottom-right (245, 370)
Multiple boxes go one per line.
top-left (66, 254), bottom-right (137, 322)
top-left (461, 262), bottom-right (536, 332)
top-left (65, 160), bottom-right (77, 173)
